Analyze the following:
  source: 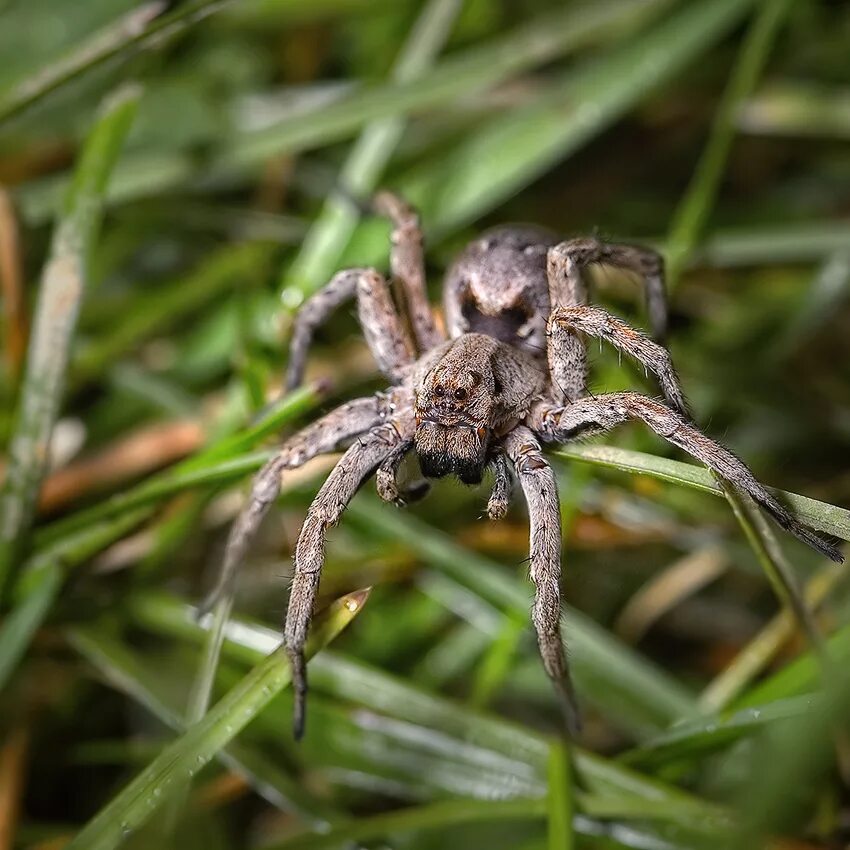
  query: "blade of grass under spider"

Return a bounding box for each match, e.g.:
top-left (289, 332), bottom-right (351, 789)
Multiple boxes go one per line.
top-left (548, 741), bottom-right (575, 850)
top-left (130, 594), bottom-right (729, 817)
top-left (665, 0), bottom-right (794, 288)
top-left (281, 0), bottom-right (462, 297)
top-left (31, 437), bottom-right (848, 586)
top-left (0, 85), bottom-right (140, 601)
top-left (394, 0), bottom-right (755, 241)
top-left (32, 382), bottom-right (321, 548)
top-left (65, 589), bottom-right (369, 850)
top-left (620, 695), bottom-right (814, 770)
top-left (552, 444), bottom-right (850, 542)
top-left (68, 622), bottom-right (341, 827)
top-left (733, 622), bottom-right (850, 709)
top-left (0, 0), bottom-right (229, 124)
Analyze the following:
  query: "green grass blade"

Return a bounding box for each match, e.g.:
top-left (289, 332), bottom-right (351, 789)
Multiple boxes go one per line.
top-left (131, 593), bottom-right (729, 828)
top-left (0, 85), bottom-right (140, 598)
top-left (259, 798), bottom-right (547, 850)
top-left (397, 0), bottom-right (757, 237)
top-left (699, 566), bottom-right (845, 712)
top-left (68, 622), bottom-right (341, 826)
top-left (665, 0), bottom-right (794, 287)
top-left (73, 243), bottom-right (275, 386)
top-left (345, 497), bottom-right (698, 732)
top-left (722, 485), bottom-right (826, 652)
top-left (622, 695), bottom-right (812, 769)
top-left (691, 220), bottom-right (850, 268)
top-left (281, 0), bottom-right (461, 297)
top-left (548, 741), bottom-right (574, 850)
top-left (730, 675), bottom-right (850, 849)
top-left (553, 444), bottom-right (850, 542)
top-left (220, 0), bottom-right (674, 175)
top-left (733, 623), bottom-right (850, 709)
top-left (0, 565), bottom-right (62, 690)
top-left (65, 589), bottom-right (370, 850)
top-left (0, 0), bottom-right (229, 124)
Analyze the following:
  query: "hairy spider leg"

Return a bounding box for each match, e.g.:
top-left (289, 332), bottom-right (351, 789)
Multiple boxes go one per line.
top-left (285, 268), bottom-right (414, 392)
top-left (373, 191), bottom-right (445, 352)
top-left (487, 451), bottom-right (512, 520)
top-left (199, 391), bottom-right (404, 616)
top-left (531, 393), bottom-right (844, 563)
top-left (504, 426), bottom-right (581, 735)
top-left (285, 418), bottom-right (413, 739)
top-left (545, 238), bottom-right (672, 406)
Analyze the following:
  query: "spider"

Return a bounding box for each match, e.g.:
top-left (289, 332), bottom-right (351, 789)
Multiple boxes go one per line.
top-left (203, 191), bottom-right (843, 740)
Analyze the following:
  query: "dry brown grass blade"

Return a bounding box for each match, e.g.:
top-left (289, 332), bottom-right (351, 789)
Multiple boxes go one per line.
top-left (0, 724), bottom-right (29, 850)
top-left (0, 187), bottom-right (27, 385)
top-left (615, 546), bottom-right (728, 643)
top-left (37, 420), bottom-right (204, 513)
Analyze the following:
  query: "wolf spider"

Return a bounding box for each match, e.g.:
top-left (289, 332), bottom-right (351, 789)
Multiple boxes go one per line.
top-left (203, 192), bottom-right (843, 739)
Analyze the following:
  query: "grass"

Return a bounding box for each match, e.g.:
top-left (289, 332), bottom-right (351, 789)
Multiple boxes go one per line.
top-left (1, 1), bottom-right (849, 849)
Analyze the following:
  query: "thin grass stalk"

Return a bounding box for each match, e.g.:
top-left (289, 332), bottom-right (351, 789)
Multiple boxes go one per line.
top-left (0, 187), bottom-right (26, 385)
top-left (66, 590), bottom-right (370, 850)
top-left (665, 0), bottom-right (794, 287)
top-left (699, 565), bottom-right (845, 712)
top-left (0, 0), bottom-right (231, 123)
top-left (0, 85), bottom-right (140, 599)
top-left (548, 740), bottom-right (575, 850)
top-left (281, 0), bottom-right (462, 298)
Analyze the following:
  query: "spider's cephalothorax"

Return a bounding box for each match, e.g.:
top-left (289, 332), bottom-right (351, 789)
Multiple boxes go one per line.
top-left (413, 334), bottom-right (544, 484)
top-left (203, 191), bottom-right (844, 741)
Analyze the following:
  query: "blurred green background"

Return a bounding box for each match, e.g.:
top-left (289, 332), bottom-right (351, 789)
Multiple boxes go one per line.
top-left (1, 0), bottom-right (850, 848)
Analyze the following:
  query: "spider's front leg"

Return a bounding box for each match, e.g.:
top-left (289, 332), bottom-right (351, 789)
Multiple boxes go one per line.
top-left (503, 426), bottom-right (581, 735)
top-left (286, 415), bottom-right (414, 739)
top-left (530, 394), bottom-right (844, 563)
top-left (200, 390), bottom-right (407, 616)
top-left (545, 240), bottom-right (686, 414)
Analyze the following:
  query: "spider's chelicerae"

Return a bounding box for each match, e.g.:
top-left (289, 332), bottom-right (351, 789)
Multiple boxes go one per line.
top-left (204, 191), bottom-right (843, 739)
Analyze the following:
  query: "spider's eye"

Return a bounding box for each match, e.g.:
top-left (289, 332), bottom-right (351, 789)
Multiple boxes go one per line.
top-left (433, 385), bottom-right (445, 397)
top-left (454, 388), bottom-right (468, 401)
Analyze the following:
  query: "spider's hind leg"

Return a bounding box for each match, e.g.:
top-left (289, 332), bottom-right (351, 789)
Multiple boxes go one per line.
top-left (285, 267), bottom-right (414, 392)
top-left (545, 238), bottom-right (670, 406)
top-left (373, 191), bottom-right (444, 351)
